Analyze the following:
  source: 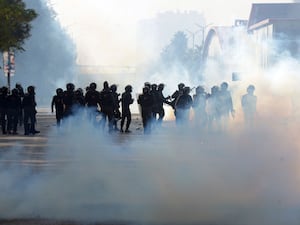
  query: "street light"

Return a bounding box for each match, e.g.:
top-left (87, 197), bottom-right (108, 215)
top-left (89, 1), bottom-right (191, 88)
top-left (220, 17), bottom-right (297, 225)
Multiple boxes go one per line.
top-left (195, 23), bottom-right (213, 48)
top-left (186, 29), bottom-right (202, 51)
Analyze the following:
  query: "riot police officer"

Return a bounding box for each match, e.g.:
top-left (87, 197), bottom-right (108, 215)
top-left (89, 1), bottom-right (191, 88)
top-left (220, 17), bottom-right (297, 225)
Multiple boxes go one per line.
top-left (22, 86), bottom-right (39, 135)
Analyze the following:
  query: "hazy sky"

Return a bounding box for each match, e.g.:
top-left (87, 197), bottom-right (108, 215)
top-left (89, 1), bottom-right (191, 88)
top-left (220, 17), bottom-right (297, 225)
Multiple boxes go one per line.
top-left (49, 0), bottom-right (293, 66)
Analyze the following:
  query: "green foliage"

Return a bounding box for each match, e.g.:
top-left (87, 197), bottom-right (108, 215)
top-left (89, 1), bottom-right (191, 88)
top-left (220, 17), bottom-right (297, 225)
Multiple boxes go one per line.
top-left (159, 31), bottom-right (203, 78)
top-left (0, 0), bottom-right (37, 52)
top-left (161, 31), bottom-right (188, 66)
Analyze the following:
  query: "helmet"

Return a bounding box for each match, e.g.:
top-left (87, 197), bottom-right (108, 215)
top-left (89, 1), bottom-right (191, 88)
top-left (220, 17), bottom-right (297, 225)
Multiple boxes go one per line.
top-left (211, 85), bottom-right (219, 94)
top-left (125, 85), bottom-right (132, 92)
top-left (75, 89), bottom-right (82, 96)
top-left (103, 81), bottom-right (109, 89)
top-left (66, 83), bottom-right (75, 91)
top-left (1, 86), bottom-right (8, 95)
top-left (183, 86), bottom-right (190, 94)
top-left (76, 88), bottom-right (83, 95)
top-left (142, 86), bottom-right (150, 94)
top-left (15, 83), bottom-right (22, 88)
top-left (151, 83), bottom-right (157, 90)
top-left (178, 83), bottom-right (185, 90)
top-left (11, 88), bottom-right (19, 96)
top-left (56, 88), bottom-right (63, 95)
top-left (196, 86), bottom-right (205, 94)
top-left (110, 84), bottom-right (117, 92)
top-left (27, 85), bottom-right (35, 94)
top-left (158, 83), bottom-right (164, 91)
top-left (89, 82), bottom-right (97, 90)
top-left (144, 82), bottom-right (151, 89)
top-left (247, 85), bottom-right (255, 93)
top-left (221, 82), bottom-right (228, 90)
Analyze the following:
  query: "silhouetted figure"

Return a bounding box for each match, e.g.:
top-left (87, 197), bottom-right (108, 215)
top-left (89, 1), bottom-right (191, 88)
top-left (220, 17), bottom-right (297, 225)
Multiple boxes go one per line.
top-left (0, 87), bottom-right (8, 134)
top-left (170, 83), bottom-right (185, 109)
top-left (150, 83), bottom-right (160, 124)
top-left (6, 88), bottom-right (22, 134)
top-left (74, 88), bottom-right (85, 111)
top-left (85, 82), bottom-right (101, 125)
top-left (156, 83), bottom-right (169, 126)
top-left (15, 83), bottom-right (24, 126)
top-left (120, 85), bottom-right (134, 133)
top-left (175, 86), bottom-right (193, 125)
top-left (63, 83), bottom-right (76, 118)
top-left (169, 83), bottom-right (185, 120)
top-left (15, 83), bottom-right (25, 97)
top-left (218, 82), bottom-right (235, 131)
top-left (22, 86), bottom-right (39, 135)
top-left (193, 85), bottom-right (208, 129)
top-left (241, 85), bottom-right (257, 128)
top-left (51, 88), bottom-right (64, 127)
top-left (99, 81), bottom-right (114, 132)
top-left (110, 84), bottom-right (121, 131)
top-left (144, 82), bottom-right (151, 90)
top-left (207, 85), bottom-right (220, 131)
top-left (138, 86), bottom-right (153, 134)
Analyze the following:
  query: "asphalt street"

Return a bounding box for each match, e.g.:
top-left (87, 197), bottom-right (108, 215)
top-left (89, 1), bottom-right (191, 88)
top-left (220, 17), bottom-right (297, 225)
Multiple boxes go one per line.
top-left (0, 110), bottom-right (146, 169)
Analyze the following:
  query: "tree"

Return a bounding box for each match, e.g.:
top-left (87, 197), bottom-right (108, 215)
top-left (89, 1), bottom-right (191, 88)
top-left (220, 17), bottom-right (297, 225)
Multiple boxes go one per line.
top-left (159, 31), bottom-right (204, 80)
top-left (161, 31), bottom-right (188, 66)
top-left (0, 0), bottom-right (37, 52)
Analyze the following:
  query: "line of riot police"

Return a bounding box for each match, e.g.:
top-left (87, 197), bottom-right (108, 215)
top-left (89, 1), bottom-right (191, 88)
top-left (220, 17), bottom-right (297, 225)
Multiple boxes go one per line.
top-left (137, 81), bottom-right (236, 133)
top-left (0, 84), bottom-right (40, 135)
top-left (51, 81), bottom-right (134, 133)
top-left (51, 80), bottom-right (256, 134)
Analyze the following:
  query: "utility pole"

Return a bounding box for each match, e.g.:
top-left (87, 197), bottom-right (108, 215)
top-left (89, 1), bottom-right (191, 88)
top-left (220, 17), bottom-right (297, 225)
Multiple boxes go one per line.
top-left (195, 23), bottom-right (213, 49)
top-left (3, 50), bottom-right (15, 93)
top-left (186, 29), bottom-right (201, 51)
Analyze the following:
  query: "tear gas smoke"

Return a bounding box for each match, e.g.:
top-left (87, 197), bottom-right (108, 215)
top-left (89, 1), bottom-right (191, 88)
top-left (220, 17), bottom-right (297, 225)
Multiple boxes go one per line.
top-left (1, 1), bottom-right (300, 225)
top-left (1, 106), bottom-right (300, 225)
top-left (0, 0), bottom-right (78, 107)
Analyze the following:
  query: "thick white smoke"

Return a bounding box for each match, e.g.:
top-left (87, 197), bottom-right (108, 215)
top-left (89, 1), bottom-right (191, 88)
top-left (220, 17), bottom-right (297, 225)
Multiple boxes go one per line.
top-left (0, 0), bottom-right (78, 106)
top-left (1, 1), bottom-right (300, 225)
top-left (1, 109), bottom-right (300, 225)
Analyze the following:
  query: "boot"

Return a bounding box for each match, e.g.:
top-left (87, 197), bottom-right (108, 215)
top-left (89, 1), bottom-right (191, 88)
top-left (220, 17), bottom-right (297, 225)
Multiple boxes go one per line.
top-left (30, 123), bottom-right (40, 134)
top-left (2, 121), bottom-right (6, 134)
top-left (24, 124), bottom-right (30, 135)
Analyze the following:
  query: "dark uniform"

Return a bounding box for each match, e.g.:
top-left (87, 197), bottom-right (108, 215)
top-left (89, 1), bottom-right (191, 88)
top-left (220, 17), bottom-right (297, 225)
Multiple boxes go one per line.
top-left (22, 86), bottom-right (39, 135)
top-left (51, 88), bottom-right (64, 126)
top-left (0, 87), bottom-right (8, 134)
top-left (84, 82), bottom-right (101, 125)
top-left (207, 85), bottom-right (220, 130)
top-left (218, 82), bottom-right (235, 131)
top-left (138, 86), bottom-right (153, 134)
top-left (73, 88), bottom-right (85, 110)
top-left (15, 83), bottom-right (25, 126)
top-left (150, 84), bottom-right (160, 123)
top-left (63, 83), bottom-right (76, 118)
top-left (193, 86), bottom-right (208, 129)
top-left (170, 83), bottom-right (185, 109)
top-left (99, 81), bottom-right (114, 132)
top-left (156, 83), bottom-right (168, 126)
top-left (110, 84), bottom-right (121, 131)
top-left (175, 86), bottom-right (193, 125)
top-left (120, 85), bottom-right (134, 133)
top-left (6, 88), bottom-right (22, 134)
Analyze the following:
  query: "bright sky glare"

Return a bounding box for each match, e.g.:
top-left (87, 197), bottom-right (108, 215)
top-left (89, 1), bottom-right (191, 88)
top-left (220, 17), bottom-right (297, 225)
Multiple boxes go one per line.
top-left (49, 0), bottom-right (292, 66)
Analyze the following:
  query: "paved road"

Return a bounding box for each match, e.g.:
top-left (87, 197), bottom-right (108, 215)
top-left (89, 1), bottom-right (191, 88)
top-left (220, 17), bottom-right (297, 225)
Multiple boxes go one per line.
top-left (0, 111), bottom-right (147, 169)
top-left (0, 111), bottom-right (179, 225)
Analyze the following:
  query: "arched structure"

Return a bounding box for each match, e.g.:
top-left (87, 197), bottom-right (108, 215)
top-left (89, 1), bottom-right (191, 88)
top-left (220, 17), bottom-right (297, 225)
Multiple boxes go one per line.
top-left (200, 25), bottom-right (251, 84)
top-left (202, 26), bottom-right (235, 63)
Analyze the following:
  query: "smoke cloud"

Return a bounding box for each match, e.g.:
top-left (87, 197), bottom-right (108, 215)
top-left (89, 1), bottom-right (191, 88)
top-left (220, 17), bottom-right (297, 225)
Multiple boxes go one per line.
top-left (1, 107), bottom-right (300, 225)
top-left (0, 0), bottom-right (78, 106)
top-left (1, 1), bottom-right (300, 225)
